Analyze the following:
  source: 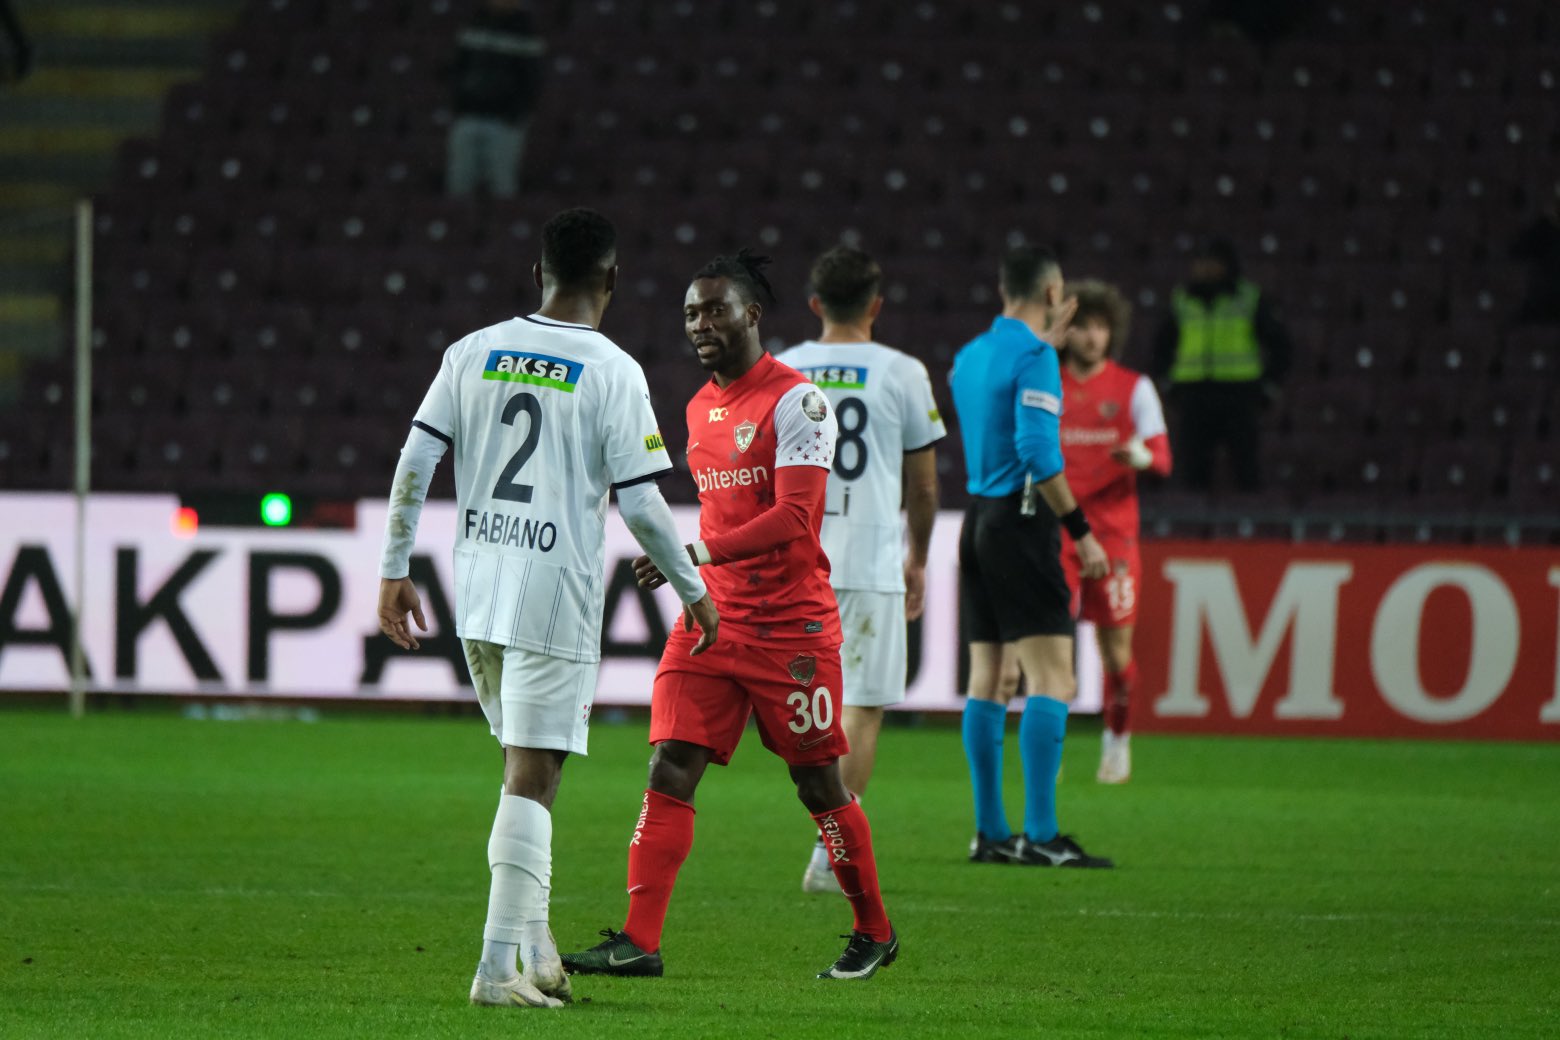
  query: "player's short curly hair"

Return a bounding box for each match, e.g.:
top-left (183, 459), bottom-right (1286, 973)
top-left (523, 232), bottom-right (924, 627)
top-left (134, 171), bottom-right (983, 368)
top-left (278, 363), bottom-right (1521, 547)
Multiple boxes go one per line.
top-left (691, 248), bottom-right (777, 308)
top-left (998, 244), bottom-right (1061, 303)
top-left (809, 245), bottom-right (881, 322)
top-left (540, 208), bottom-right (616, 288)
top-left (1068, 279), bottom-right (1133, 357)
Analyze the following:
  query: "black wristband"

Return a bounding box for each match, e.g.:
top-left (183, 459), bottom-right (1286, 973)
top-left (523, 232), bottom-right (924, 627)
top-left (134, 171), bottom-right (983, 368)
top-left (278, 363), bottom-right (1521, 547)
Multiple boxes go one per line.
top-left (1060, 507), bottom-right (1091, 541)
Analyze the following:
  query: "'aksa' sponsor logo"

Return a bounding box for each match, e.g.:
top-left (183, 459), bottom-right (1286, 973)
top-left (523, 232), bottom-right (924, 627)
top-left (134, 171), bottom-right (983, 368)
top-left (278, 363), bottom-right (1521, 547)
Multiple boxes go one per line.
top-left (482, 350), bottom-right (583, 392)
top-left (798, 366), bottom-right (868, 390)
top-left (695, 465), bottom-right (769, 492)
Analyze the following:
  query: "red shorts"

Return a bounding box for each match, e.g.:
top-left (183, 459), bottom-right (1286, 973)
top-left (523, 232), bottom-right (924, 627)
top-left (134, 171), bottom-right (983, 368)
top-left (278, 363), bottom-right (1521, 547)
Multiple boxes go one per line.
top-left (651, 628), bottom-right (848, 767)
top-left (1061, 533), bottom-right (1141, 628)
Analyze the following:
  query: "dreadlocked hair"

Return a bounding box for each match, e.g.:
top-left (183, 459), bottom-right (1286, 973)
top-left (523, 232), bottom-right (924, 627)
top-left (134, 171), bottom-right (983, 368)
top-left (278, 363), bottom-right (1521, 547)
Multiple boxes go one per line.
top-left (691, 248), bottom-right (777, 307)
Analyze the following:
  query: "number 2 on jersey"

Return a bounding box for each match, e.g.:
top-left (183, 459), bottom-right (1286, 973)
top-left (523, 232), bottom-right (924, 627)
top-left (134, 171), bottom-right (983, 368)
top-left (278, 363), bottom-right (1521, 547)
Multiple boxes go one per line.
top-left (833, 397), bottom-right (869, 480)
top-left (493, 391), bottom-right (542, 503)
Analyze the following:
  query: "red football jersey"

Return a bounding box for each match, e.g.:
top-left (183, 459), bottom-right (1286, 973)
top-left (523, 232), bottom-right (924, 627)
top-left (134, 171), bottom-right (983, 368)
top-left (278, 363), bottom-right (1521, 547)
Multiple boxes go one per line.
top-left (684, 352), bottom-right (841, 646)
top-left (1060, 360), bottom-right (1170, 541)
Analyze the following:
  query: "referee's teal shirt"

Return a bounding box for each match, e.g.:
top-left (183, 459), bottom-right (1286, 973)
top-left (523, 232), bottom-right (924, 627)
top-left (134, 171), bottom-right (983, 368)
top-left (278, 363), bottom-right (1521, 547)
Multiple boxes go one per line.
top-left (949, 316), bottom-right (1067, 497)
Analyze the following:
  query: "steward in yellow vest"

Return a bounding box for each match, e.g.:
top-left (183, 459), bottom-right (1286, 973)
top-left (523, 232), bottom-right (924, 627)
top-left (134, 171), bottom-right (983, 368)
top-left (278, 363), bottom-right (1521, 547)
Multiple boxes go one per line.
top-left (1149, 239), bottom-right (1293, 492)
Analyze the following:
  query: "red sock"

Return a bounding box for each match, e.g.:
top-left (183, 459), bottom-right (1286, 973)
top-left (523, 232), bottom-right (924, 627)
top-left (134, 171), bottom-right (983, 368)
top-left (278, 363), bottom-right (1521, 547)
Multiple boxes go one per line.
top-left (622, 789), bottom-right (694, 953)
top-left (1105, 661), bottom-right (1137, 736)
top-left (813, 799), bottom-right (892, 942)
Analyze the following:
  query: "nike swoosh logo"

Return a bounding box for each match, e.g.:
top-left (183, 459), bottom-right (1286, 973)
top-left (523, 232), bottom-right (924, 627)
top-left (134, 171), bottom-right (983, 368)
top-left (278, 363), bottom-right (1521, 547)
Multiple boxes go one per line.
top-left (1048, 849), bottom-right (1080, 864)
top-left (798, 733), bottom-right (831, 750)
top-left (607, 951), bottom-right (647, 967)
top-left (688, 441), bottom-right (701, 451)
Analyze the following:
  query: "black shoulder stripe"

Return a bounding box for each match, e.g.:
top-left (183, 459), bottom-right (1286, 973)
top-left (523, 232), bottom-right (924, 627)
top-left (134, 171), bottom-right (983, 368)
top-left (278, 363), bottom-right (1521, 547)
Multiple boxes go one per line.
top-left (905, 434), bottom-right (946, 454)
top-left (412, 420), bottom-right (454, 447)
top-left (612, 468), bottom-right (673, 491)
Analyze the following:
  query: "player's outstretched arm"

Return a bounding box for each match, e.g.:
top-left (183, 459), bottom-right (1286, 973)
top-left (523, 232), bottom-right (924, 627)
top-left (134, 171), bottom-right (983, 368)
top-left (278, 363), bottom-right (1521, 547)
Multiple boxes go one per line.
top-left (691, 465), bottom-right (827, 565)
top-left (615, 480), bottom-right (707, 604)
top-left (376, 424), bottom-right (449, 649)
top-left (616, 480), bottom-right (719, 654)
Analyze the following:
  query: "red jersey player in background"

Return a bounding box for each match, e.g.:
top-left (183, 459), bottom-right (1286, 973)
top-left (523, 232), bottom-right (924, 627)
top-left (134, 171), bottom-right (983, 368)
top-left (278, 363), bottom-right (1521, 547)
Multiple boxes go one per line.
top-left (562, 251), bottom-right (899, 981)
top-left (1058, 281), bottom-right (1172, 784)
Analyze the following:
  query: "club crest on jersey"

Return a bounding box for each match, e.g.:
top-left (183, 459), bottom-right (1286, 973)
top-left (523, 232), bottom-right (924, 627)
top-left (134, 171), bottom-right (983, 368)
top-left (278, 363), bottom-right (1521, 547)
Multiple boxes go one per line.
top-left (734, 420), bottom-right (757, 453)
top-left (802, 390), bottom-right (829, 422)
top-left (482, 350), bottom-right (583, 392)
top-left (1099, 400), bottom-right (1120, 419)
top-left (789, 654), bottom-right (817, 686)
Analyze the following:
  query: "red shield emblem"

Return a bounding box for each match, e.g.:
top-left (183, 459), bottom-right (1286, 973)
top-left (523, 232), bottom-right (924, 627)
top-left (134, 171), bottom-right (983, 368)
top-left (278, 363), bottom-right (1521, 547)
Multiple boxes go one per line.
top-left (789, 654), bottom-right (817, 686)
top-left (734, 420), bottom-right (757, 453)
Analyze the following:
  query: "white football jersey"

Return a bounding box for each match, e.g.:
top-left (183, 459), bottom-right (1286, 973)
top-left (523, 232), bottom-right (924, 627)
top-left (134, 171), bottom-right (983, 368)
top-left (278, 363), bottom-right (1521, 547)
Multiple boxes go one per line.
top-left (774, 340), bottom-right (946, 592)
top-left (412, 314), bottom-right (671, 660)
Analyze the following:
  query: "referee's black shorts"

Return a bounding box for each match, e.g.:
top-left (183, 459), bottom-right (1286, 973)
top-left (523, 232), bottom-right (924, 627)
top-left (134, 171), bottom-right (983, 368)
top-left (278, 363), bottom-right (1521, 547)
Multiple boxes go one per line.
top-left (958, 494), bottom-right (1075, 644)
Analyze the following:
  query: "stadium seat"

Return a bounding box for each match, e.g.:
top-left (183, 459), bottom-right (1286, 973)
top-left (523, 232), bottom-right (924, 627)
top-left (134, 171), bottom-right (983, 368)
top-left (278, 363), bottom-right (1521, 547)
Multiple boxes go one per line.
top-left (1416, 440), bottom-right (1504, 507)
top-left (0, 0), bottom-right (1533, 536)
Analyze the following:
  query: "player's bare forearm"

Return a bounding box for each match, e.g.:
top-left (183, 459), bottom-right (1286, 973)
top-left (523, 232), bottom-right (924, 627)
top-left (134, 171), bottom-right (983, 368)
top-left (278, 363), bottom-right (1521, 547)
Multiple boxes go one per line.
top-left (1036, 470), bottom-right (1080, 518)
top-left (903, 449), bottom-right (939, 567)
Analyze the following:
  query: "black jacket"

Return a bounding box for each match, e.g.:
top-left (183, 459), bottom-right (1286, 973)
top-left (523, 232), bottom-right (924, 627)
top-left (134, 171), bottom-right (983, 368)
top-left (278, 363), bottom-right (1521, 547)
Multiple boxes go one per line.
top-left (451, 9), bottom-right (544, 122)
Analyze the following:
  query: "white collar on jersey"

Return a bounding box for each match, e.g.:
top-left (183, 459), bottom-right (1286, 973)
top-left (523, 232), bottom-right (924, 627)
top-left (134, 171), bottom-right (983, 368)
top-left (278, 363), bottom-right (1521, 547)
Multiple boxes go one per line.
top-left (521, 313), bottom-right (595, 331)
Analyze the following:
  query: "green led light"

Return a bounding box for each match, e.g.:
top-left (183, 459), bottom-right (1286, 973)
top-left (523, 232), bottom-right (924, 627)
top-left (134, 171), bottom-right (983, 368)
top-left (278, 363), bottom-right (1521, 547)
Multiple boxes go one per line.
top-left (260, 493), bottom-right (293, 527)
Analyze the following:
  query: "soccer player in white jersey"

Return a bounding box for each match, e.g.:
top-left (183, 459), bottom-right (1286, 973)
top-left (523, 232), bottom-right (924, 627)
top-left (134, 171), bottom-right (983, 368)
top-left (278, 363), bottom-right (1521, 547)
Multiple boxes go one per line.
top-left (775, 246), bottom-right (945, 895)
top-left (375, 208), bottom-right (718, 1010)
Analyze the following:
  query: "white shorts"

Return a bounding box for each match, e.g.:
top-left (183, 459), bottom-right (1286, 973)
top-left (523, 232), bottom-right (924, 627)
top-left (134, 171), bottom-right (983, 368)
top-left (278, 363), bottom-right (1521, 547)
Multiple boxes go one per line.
top-left (836, 589), bottom-right (907, 708)
top-left (463, 639), bottom-right (596, 754)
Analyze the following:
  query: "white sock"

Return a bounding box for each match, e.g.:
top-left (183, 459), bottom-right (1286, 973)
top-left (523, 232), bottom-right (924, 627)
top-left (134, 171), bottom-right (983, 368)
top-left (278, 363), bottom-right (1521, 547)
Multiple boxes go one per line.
top-left (522, 920), bottom-right (558, 970)
top-left (480, 794), bottom-right (552, 981)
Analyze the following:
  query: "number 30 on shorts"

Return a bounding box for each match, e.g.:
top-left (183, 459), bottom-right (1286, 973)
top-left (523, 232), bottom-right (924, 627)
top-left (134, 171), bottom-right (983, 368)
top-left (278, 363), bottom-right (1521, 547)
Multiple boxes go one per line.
top-left (786, 687), bottom-right (835, 733)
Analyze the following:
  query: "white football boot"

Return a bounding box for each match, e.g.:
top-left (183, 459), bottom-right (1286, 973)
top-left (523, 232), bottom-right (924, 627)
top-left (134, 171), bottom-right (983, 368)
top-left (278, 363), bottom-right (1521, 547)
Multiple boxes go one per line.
top-left (802, 841), bottom-right (843, 894)
top-left (522, 930), bottom-right (573, 1003)
top-left (1097, 731), bottom-right (1131, 784)
top-left (469, 971), bottom-right (564, 1009)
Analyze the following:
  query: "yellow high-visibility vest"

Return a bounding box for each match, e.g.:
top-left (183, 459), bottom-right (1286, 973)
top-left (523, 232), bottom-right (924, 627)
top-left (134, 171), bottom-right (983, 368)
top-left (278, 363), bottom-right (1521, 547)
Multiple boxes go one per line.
top-left (1169, 280), bottom-right (1263, 383)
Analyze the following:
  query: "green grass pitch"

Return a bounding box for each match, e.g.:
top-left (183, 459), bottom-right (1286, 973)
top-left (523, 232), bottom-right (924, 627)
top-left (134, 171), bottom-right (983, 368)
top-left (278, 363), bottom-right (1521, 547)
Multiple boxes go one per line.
top-left (2, 706), bottom-right (1557, 1039)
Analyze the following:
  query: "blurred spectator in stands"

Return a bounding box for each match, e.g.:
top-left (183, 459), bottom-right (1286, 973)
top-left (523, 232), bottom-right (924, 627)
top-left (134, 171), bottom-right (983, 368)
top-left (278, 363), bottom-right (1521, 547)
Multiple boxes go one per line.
top-left (0, 0), bottom-right (32, 85)
top-left (1208, 0), bottom-right (1307, 49)
top-left (446, 0), bottom-right (545, 199)
top-left (1511, 184), bottom-right (1560, 325)
top-left (1150, 238), bottom-right (1292, 493)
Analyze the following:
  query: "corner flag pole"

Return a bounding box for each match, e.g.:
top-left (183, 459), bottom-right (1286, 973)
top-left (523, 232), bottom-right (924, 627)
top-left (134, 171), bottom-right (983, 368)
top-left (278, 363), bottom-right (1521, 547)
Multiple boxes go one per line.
top-left (68, 199), bottom-right (92, 720)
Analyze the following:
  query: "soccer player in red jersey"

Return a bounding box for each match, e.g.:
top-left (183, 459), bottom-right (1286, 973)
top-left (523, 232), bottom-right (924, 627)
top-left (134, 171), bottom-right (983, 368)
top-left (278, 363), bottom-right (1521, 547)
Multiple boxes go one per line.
top-left (1058, 281), bottom-right (1172, 784)
top-left (562, 251), bottom-right (899, 981)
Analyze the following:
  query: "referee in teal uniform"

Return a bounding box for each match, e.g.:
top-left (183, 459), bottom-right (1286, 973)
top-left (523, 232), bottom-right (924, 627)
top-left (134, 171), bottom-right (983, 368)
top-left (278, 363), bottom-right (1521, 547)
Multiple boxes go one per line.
top-left (949, 244), bottom-right (1114, 868)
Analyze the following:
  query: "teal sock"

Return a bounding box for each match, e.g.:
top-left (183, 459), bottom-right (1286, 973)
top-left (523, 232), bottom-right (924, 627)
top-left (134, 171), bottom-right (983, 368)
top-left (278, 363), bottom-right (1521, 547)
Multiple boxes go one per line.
top-left (1020, 695), bottom-right (1069, 843)
top-left (962, 698), bottom-right (1010, 840)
